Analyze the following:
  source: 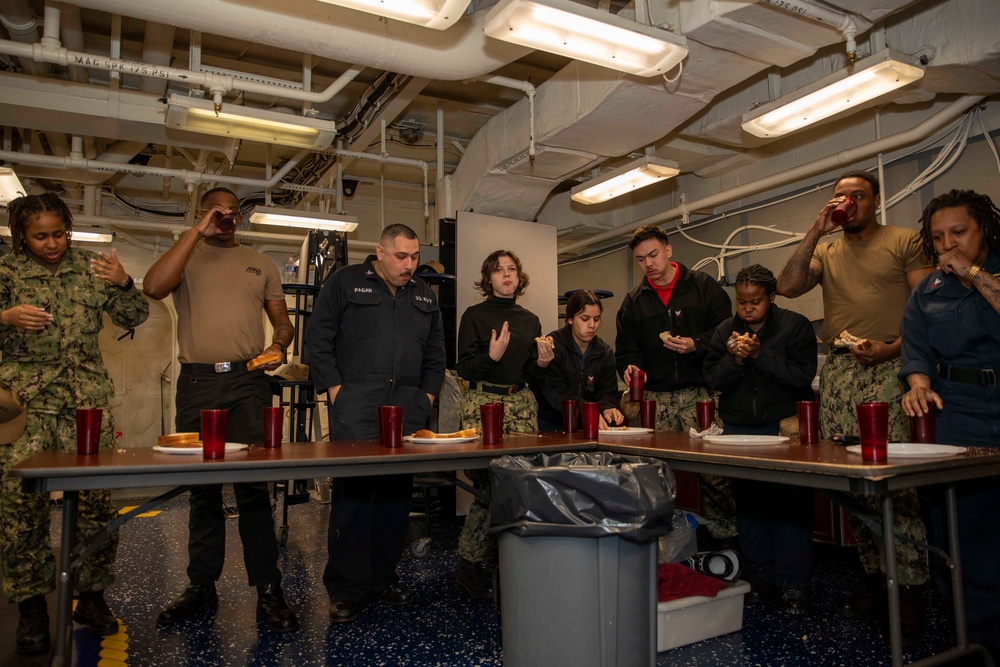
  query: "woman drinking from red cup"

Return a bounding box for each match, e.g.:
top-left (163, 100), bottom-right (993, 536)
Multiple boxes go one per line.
top-left (704, 264), bottom-right (817, 615)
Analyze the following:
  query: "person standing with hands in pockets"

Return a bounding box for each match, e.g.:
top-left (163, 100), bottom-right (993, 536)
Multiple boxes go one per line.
top-left (0, 193), bottom-right (149, 655)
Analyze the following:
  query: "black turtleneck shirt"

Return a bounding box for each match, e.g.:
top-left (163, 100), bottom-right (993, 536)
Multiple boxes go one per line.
top-left (456, 296), bottom-right (545, 387)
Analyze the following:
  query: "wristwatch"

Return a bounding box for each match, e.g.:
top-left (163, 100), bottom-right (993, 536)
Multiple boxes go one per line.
top-left (118, 276), bottom-right (134, 290)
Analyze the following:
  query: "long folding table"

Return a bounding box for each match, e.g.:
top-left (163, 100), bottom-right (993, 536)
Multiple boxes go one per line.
top-left (13, 430), bottom-right (1000, 667)
top-left (599, 430), bottom-right (1000, 667)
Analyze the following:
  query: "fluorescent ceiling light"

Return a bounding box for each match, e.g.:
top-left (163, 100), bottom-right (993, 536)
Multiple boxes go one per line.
top-left (741, 50), bottom-right (925, 139)
top-left (165, 95), bottom-right (337, 149)
top-left (570, 156), bottom-right (680, 205)
top-left (0, 226), bottom-right (112, 243)
top-left (0, 168), bottom-right (26, 206)
top-left (73, 228), bottom-right (114, 243)
top-left (315, 0), bottom-right (470, 29)
top-left (484, 0), bottom-right (688, 77)
top-left (250, 206), bottom-right (358, 232)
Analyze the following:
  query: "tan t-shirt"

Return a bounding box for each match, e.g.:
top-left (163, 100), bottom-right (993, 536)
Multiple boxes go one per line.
top-left (173, 242), bottom-right (285, 364)
top-left (813, 225), bottom-right (930, 344)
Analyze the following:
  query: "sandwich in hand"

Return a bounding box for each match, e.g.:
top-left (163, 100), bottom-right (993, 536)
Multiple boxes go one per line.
top-left (247, 350), bottom-right (282, 371)
top-left (659, 331), bottom-right (675, 343)
top-left (534, 335), bottom-right (555, 348)
top-left (833, 330), bottom-right (872, 351)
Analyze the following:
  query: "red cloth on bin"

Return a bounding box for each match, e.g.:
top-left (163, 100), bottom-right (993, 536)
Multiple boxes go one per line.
top-left (657, 563), bottom-right (728, 602)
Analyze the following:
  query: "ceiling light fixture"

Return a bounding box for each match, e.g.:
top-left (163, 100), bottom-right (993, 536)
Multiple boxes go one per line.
top-left (570, 156), bottom-right (680, 205)
top-left (314, 0), bottom-right (471, 29)
top-left (0, 226), bottom-right (112, 243)
top-left (165, 95), bottom-right (337, 149)
top-left (0, 168), bottom-right (26, 206)
top-left (484, 0), bottom-right (688, 77)
top-left (741, 50), bottom-right (925, 139)
top-left (250, 206), bottom-right (358, 232)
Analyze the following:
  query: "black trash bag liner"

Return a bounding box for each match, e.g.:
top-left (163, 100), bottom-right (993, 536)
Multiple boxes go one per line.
top-left (487, 451), bottom-right (676, 543)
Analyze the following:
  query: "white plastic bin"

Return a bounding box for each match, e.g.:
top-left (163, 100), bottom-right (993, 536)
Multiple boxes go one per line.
top-left (656, 580), bottom-right (750, 652)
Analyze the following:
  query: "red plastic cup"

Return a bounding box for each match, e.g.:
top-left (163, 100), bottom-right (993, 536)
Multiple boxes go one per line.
top-left (262, 407), bottom-right (284, 448)
top-left (561, 400), bottom-right (580, 433)
top-left (581, 401), bottom-right (600, 439)
top-left (213, 211), bottom-right (236, 233)
top-left (640, 399), bottom-right (657, 429)
top-left (857, 402), bottom-right (889, 462)
top-left (377, 405), bottom-right (404, 448)
top-left (696, 400), bottom-right (715, 432)
top-left (628, 369), bottom-right (646, 402)
top-left (201, 409), bottom-right (228, 460)
top-left (75, 408), bottom-right (103, 456)
top-left (481, 402), bottom-right (503, 445)
top-left (797, 400), bottom-right (820, 445)
top-left (909, 408), bottom-right (936, 444)
top-left (831, 197), bottom-right (858, 225)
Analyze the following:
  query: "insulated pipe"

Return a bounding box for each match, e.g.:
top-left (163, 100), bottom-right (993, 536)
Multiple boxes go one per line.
top-left (473, 75), bottom-right (536, 162)
top-left (0, 38), bottom-right (363, 104)
top-left (761, 0), bottom-right (859, 58)
top-left (559, 96), bottom-right (986, 256)
top-left (71, 0), bottom-right (529, 81)
top-left (0, 148), bottom-right (310, 189)
top-left (0, 0), bottom-right (48, 76)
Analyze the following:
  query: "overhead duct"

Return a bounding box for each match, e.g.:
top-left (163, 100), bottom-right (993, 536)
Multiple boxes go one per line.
top-left (72, 0), bottom-right (531, 80)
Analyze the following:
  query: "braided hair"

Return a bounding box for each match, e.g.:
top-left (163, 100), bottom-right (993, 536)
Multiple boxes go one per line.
top-left (734, 263), bottom-right (777, 296)
top-left (5, 193), bottom-right (74, 256)
top-left (918, 189), bottom-right (1000, 263)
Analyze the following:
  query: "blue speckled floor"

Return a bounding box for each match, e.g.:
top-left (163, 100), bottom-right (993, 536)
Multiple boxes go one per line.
top-left (0, 491), bottom-right (970, 666)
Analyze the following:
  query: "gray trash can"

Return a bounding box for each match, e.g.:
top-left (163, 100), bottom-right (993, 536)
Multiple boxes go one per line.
top-left (488, 452), bottom-right (676, 667)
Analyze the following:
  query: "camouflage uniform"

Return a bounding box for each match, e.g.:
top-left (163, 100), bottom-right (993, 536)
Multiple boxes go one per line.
top-left (457, 383), bottom-right (537, 564)
top-left (0, 248), bottom-right (149, 602)
top-left (648, 387), bottom-right (737, 540)
top-left (820, 353), bottom-right (928, 585)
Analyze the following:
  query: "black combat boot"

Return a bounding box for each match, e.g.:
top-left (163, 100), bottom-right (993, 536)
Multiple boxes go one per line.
top-left (73, 590), bottom-right (120, 636)
top-left (16, 595), bottom-right (51, 655)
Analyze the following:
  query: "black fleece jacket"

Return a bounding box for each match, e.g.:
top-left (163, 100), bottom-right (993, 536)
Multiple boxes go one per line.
top-left (703, 305), bottom-right (817, 427)
top-left (536, 326), bottom-right (620, 426)
top-left (615, 263), bottom-right (732, 391)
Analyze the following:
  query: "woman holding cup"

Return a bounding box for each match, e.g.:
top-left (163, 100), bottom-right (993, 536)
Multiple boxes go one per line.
top-left (703, 264), bottom-right (817, 614)
top-left (0, 193), bottom-right (149, 653)
top-left (536, 290), bottom-right (624, 431)
top-left (454, 250), bottom-right (553, 599)
top-left (900, 190), bottom-right (1000, 653)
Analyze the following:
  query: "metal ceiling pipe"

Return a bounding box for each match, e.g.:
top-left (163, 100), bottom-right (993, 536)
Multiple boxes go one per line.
top-left (71, 0), bottom-right (530, 80)
top-left (559, 95), bottom-right (987, 255)
top-left (0, 147), bottom-right (311, 189)
top-left (0, 0), bottom-right (48, 76)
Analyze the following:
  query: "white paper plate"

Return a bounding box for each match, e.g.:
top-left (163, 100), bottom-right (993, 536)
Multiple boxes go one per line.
top-left (846, 443), bottom-right (967, 458)
top-left (599, 427), bottom-right (653, 436)
top-left (152, 443), bottom-right (248, 455)
top-left (404, 436), bottom-right (478, 444)
top-left (703, 435), bottom-right (789, 446)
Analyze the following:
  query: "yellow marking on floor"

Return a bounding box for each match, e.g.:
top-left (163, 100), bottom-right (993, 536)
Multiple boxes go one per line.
top-left (118, 505), bottom-right (160, 518)
top-left (97, 660), bottom-right (127, 667)
top-left (101, 638), bottom-right (128, 651)
top-left (99, 647), bottom-right (128, 661)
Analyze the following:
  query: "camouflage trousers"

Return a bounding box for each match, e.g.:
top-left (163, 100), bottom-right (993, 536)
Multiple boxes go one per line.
top-left (821, 353), bottom-right (928, 584)
top-left (457, 386), bottom-right (537, 564)
top-left (0, 408), bottom-right (118, 602)
top-left (647, 387), bottom-right (738, 540)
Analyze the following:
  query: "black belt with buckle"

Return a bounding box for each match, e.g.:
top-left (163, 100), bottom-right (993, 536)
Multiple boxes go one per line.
top-left (182, 360), bottom-right (251, 374)
top-left (938, 363), bottom-right (998, 387)
top-left (470, 381), bottom-right (526, 396)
